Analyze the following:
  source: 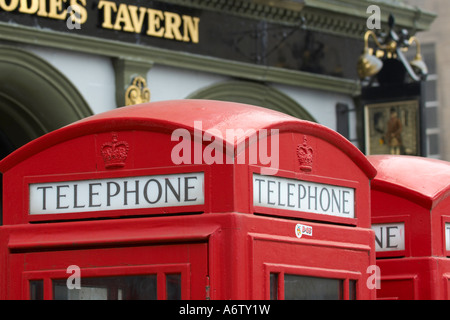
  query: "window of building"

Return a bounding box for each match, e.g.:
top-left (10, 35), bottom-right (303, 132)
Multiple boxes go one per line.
top-left (402, 42), bottom-right (440, 158)
top-left (422, 43), bottom-right (440, 158)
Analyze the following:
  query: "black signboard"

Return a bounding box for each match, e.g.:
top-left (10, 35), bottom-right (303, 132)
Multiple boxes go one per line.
top-left (0, 0), bottom-right (362, 79)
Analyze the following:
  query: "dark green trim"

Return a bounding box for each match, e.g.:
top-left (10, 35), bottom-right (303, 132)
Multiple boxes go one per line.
top-left (0, 93), bottom-right (45, 148)
top-left (0, 22), bottom-right (360, 95)
top-left (0, 46), bottom-right (93, 147)
top-left (113, 57), bottom-right (154, 107)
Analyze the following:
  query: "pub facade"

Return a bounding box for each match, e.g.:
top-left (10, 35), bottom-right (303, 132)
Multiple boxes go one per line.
top-left (0, 0), bottom-right (435, 160)
top-left (0, 0), bottom-right (439, 301)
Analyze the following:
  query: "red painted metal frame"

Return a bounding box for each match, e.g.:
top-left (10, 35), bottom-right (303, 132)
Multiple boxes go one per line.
top-left (3, 212), bottom-right (376, 300)
top-left (5, 215), bottom-right (212, 300)
top-left (0, 100), bottom-right (378, 300)
top-left (442, 215), bottom-right (450, 257)
top-left (371, 215), bottom-right (411, 258)
top-left (264, 264), bottom-right (361, 300)
top-left (248, 218), bottom-right (375, 300)
top-left (22, 264), bottom-right (191, 300)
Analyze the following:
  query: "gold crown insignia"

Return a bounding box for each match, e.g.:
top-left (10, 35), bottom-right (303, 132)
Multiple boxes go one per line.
top-left (297, 136), bottom-right (313, 172)
top-left (101, 132), bottom-right (129, 169)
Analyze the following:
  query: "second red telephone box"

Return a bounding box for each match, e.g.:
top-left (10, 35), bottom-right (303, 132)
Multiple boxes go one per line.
top-left (369, 155), bottom-right (450, 300)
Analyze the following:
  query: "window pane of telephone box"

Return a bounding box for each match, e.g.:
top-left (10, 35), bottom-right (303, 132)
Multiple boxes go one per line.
top-left (284, 274), bottom-right (343, 300)
top-left (349, 280), bottom-right (357, 300)
top-left (53, 275), bottom-right (157, 300)
top-left (166, 273), bottom-right (181, 300)
top-left (30, 280), bottom-right (44, 300)
top-left (270, 273), bottom-right (278, 300)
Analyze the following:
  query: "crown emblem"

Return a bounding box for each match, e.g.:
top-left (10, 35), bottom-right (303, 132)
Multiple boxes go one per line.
top-left (101, 132), bottom-right (129, 169)
top-left (297, 136), bottom-right (313, 172)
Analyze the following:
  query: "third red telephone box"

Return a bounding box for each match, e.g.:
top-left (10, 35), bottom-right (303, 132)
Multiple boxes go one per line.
top-left (369, 155), bottom-right (450, 300)
top-left (1, 100), bottom-right (377, 300)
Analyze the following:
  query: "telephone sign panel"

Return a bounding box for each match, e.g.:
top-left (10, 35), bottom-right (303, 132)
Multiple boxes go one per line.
top-left (446, 223), bottom-right (450, 252)
top-left (29, 172), bottom-right (204, 215)
top-left (253, 174), bottom-right (355, 219)
top-left (372, 223), bottom-right (405, 252)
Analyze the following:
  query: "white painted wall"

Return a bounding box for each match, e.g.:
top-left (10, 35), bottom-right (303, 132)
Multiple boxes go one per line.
top-left (24, 45), bottom-right (116, 114)
top-left (147, 64), bottom-right (228, 102)
top-left (148, 64), bottom-right (357, 135)
top-left (273, 83), bottom-right (354, 131)
top-left (273, 83), bottom-right (358, 144)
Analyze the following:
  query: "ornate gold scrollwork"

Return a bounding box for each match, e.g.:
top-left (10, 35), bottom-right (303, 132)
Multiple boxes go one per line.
top-left (125, 76), bottom-right (150, 106)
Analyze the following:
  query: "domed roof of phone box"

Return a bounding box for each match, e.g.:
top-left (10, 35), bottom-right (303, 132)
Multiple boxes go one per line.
top-left (0, 100), bottom-right (376, 178)
top-left (368, 155), bottom-right (450, 209)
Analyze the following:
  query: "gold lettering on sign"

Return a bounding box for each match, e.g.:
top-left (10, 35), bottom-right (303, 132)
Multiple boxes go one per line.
top-left (0, 0), bottom-right (199, 43)
top-left (0, 0), bottom-right (87, 23)
top-left (147, 8), bottom-right (164, 37)
top-left (19, 0), bottom-right (39, 14)
top-left (97, 0), bottom-right (200, 43)
top-left (129, 5), bottom-right (146, 33)
top-left (98, 0), bottom-right (116, 28)
top-left (48, 0), bottom-right (67, 20)
top-left (0, 0), bottom-right (18, 11)
top-left (113, 3), bottom-right (134, 32)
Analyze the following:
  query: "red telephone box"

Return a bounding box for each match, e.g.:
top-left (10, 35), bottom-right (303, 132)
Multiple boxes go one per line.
top-left (369, 155), bottom-right (450, 300)
top-left (0, 100), bottom-right (377, 300)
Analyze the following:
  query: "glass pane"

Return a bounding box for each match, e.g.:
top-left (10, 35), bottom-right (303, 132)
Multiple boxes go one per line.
top-left (422, 43), bottom-right (436, 75)
top-left (53, 275), bottom-right (157, 300)
top-left (166, 274), bottom-right (181, 300)
top-left (270, 273), bottom-right (278, 300)
top-left (284, 274), bottom-right (343, 300)
top-left (30, 280), bottom-right (44, 300)
top-left (349, 280), bottom-right (357, 300)
top-left (425, 80), bottom-right (437, 102)
top-left (426, 106), bottom-right (438, 128)
top-left (428, 133), bottom-right (440, 155)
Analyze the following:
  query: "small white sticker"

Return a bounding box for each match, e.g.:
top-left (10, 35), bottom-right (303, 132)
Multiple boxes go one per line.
top-left (295, 223), bottom-right (313, 238)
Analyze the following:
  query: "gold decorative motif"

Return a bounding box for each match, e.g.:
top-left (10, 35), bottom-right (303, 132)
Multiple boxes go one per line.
top-left (125, 76), bottom-right (150, 106)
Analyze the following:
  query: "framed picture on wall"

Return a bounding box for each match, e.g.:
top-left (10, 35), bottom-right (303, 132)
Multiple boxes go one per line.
top-left (364, 100), bottom-right (420, 156)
